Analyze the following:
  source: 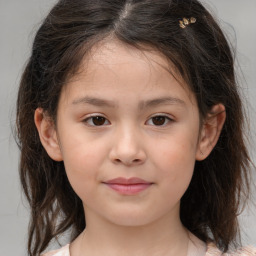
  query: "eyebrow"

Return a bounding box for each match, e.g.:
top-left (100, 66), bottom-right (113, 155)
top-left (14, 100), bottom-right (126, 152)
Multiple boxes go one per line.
top-left (72, 97), bottom-right (116, 108)
top-left (72, 96), bottom-right (185, 109)
top-left (139, 97), bottom-right (185, 109)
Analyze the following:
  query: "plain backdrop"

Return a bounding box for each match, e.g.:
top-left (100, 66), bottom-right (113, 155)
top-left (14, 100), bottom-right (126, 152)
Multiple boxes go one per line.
top-left (0, 0), bottom-right (255, 255)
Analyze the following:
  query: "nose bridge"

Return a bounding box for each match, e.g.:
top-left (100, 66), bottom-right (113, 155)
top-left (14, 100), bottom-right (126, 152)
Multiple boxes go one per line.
top-left (110, 122), bottom-right (146, 165)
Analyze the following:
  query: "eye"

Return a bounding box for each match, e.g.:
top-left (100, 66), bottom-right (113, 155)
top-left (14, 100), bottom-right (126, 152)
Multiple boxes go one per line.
top-left (83, 115), bottom-right (110, 126)
top-left (146, 115), bottom-right (174, 126)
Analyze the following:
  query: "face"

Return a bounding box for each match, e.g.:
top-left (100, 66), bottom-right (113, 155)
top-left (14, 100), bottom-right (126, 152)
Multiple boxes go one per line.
top-left (50, 40), bottom-right (204, 227)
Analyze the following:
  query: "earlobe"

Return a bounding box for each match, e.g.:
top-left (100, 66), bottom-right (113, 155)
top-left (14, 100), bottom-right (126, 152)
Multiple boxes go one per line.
top-left (34, 108), bottom-right (63, 161)
top-left (196, 104), bottom-right (226, 161)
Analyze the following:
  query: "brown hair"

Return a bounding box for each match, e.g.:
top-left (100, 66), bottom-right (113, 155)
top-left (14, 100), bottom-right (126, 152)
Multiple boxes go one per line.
top-left (16, 0), bottom-right (252, 255)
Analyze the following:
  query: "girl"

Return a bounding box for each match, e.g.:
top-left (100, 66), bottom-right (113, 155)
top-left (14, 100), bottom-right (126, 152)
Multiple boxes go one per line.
top-left (16, 0), bottom-right (256, 255)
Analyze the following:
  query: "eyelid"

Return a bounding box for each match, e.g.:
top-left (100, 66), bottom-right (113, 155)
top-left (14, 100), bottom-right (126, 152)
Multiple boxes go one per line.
top-left (82, 113), bottom-right (111, 126)
top-left (81, 113), bottom-right (174, 127)
top-left (145, 113), bottom-right (175, 126)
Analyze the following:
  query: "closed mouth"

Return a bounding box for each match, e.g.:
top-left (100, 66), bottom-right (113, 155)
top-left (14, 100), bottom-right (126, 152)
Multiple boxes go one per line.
top-left (103, 177), bottom-right (153, 195)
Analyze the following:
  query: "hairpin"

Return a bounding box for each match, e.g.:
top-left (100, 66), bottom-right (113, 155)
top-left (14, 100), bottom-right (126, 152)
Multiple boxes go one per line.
top-left (179, 17), bottom-right (196, 29)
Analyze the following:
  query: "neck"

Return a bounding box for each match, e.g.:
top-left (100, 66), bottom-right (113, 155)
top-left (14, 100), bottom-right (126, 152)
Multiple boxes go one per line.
top-left (71, 208), bottom-right (190, 256)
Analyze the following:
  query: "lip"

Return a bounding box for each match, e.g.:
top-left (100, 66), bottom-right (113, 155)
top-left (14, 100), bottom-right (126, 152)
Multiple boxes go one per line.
top-left (103, 177), bottom-right (153, 195)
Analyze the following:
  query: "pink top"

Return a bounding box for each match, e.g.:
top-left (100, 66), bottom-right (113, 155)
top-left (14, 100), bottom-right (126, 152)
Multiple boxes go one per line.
top-left (42, 243), bottom-right (256, 256)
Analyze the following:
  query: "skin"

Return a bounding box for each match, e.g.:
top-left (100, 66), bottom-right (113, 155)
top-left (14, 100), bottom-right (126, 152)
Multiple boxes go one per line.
top-left (35, 39), bottom-right (225, 256)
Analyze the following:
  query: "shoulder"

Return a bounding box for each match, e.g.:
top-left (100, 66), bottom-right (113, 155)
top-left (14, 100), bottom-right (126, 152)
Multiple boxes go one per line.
top-left (206, 243), bottom-right (256, 256)
top-left (41, 244), bottom-right (70, 256)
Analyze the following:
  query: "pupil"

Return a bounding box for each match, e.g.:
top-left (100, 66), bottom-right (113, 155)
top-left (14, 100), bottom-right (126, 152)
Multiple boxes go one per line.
top-left (92, 116), bottom-right (105, 126)
top-left (152, 116), bottom-right (165, 125)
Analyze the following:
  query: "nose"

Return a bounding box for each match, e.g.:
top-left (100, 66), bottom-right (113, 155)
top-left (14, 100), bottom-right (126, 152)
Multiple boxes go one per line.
top-left (109, 126), bottom-right (147, 166)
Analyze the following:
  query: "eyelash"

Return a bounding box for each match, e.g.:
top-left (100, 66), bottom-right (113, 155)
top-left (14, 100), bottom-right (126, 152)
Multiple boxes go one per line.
top-left (146, 114), bottom-right (174, 126)
top-left (82, 114), bottom-right (174, 127)
top-left (83, 114), bottom-right (110, 126)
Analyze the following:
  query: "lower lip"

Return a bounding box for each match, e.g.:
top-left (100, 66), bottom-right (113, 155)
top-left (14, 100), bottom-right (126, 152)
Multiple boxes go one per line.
top-left (104, 183), bottom-right (152, 195)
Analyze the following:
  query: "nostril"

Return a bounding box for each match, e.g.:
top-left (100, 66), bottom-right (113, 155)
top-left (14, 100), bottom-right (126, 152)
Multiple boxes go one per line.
top-left (113, 158), bottom-right (142, 165)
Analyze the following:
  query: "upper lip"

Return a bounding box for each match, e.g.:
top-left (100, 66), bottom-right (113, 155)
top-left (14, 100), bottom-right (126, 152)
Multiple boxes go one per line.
top-left (103, 177), bottom-right (152, 185)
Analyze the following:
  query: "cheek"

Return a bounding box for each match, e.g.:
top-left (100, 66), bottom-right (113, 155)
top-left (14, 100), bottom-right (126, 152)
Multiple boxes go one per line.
top-left (152, 134), bottom-right (197, 195)
top-left (60, 136), bottom-right (106, 198)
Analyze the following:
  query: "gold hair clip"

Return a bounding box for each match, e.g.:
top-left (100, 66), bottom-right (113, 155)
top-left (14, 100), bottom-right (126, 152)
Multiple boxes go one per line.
top-left (179, 17), bottom-right (196, 29)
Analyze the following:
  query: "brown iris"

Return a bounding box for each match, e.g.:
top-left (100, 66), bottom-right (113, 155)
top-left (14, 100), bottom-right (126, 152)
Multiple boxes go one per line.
top-left (152, 116), bottom-right (166, 126)
top-left (92, 116), bottom-right (106, 126)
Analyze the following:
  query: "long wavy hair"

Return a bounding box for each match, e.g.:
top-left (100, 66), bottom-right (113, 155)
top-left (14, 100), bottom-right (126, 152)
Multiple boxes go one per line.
top-left (16, 0), bottom-right (252, 255)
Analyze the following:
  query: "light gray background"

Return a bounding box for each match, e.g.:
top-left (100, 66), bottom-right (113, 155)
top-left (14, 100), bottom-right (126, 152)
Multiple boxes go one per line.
top-left (0, 1), bottom-right (255, 255)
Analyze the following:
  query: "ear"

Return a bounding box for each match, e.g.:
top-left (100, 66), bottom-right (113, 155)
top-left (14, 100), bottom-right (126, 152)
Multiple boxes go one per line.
top-left (196, 104), bottom-right (226, 161)
top-left (34, 108), bottom-right (63, 161)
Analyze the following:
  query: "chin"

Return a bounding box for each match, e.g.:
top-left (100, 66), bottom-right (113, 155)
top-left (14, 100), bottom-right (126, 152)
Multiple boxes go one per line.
top-left (104, 208), bottom-right (162, 227)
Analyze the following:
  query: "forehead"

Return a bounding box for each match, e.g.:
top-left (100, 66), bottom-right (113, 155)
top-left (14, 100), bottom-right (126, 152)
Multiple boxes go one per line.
top-left (62, 39), bottom-right (195, 104)
top-left (88, 39), bottom-right (169, 70)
